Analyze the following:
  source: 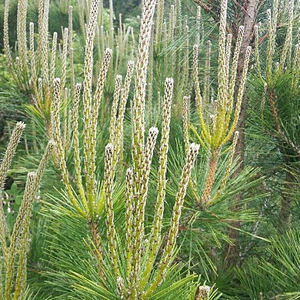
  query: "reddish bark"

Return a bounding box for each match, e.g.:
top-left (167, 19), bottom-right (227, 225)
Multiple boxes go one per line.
top-left (193, 0), bottom-right (263, 266)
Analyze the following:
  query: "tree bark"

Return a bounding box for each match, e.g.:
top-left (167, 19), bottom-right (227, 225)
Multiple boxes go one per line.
top-left (192, 0), bottom-right (262, 266)
top-left (225, 0), bottom-right (260, 267)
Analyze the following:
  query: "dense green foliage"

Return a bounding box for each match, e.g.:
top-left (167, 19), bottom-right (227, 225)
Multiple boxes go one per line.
top-left (1, 0), bottom-right (300, 299)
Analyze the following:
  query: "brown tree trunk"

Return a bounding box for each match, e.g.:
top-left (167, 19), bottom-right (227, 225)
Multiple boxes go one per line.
top-left (192, 0), bottom-right (263, 266)
top-left (225, 0), bottom-right (260, 267)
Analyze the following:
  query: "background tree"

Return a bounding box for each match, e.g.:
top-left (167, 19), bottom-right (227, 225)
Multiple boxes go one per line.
top-left (192, 0), bottom-right (265, 266)
top-left (103, 0), bottom-right (141, 21)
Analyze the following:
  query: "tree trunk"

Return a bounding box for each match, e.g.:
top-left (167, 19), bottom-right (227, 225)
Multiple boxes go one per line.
top-left (192, 0), bottom-right (262, 266)
top-left (225, 0), bottom-right (259, 267)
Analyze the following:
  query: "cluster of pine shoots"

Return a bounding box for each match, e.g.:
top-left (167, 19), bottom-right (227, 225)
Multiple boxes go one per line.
top-left (2, 0), bottom-right (298, 298)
